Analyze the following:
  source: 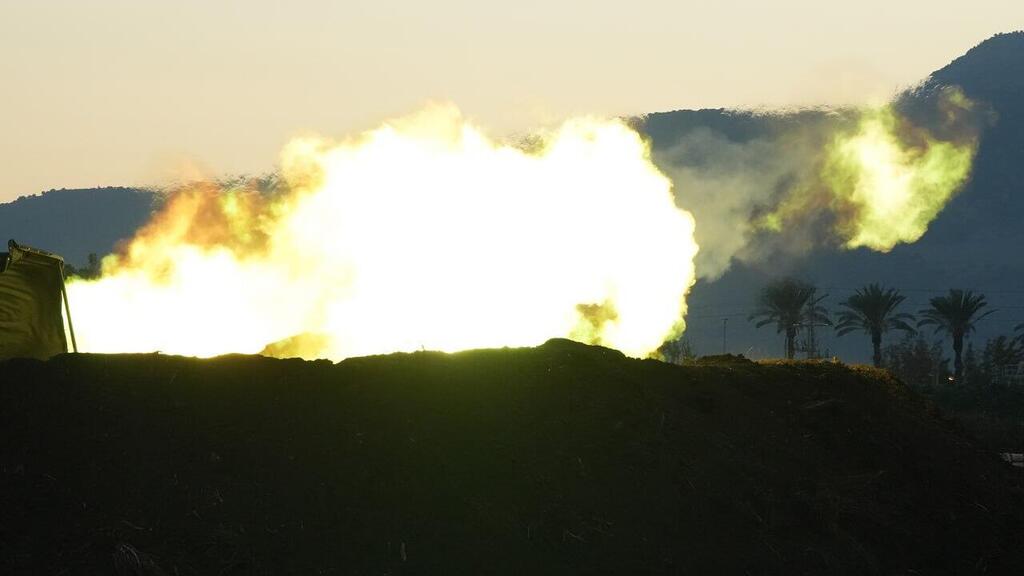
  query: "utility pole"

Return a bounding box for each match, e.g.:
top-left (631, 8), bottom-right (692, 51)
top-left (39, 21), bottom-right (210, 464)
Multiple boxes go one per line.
top-left (796, 320), bottom-right (830, 359)
top-left (808, 321), bottom-right (815, 359)
top-left (722, 318), bottom-right (728, 354)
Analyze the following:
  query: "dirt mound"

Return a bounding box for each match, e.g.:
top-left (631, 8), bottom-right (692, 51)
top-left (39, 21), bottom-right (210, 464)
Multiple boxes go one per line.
top-left (1, 340), bottom-right (1022, 575)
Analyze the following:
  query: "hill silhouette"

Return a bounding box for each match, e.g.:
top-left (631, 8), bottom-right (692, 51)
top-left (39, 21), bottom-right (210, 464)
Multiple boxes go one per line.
top-left (923, 31), bottom-right (1024, 243)
top-left (2, 340), bottom-right (1022, 574)
top-left (0, 187), bottom-right (158, 266)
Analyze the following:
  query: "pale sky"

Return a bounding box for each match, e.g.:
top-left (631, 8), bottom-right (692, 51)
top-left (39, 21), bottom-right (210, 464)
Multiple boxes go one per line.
top-left (2, 0), bottom-right (1022, 201)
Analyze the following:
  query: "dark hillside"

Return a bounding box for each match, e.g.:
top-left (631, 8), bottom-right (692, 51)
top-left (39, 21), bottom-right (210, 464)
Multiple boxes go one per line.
top-left (930, 31), bottom-right (1024, 98)
top-left (923, 31), bottom-right (1024, 241)
top-left (639, 107), bottom-right (836, 150)
top-left (2, 340), bottom-right (1021, 575)
top-left (0, 187), bottom-right (158, 266)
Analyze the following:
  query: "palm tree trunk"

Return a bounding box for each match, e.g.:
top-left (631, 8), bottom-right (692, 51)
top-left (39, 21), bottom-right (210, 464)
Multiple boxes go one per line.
top-left (872, 331), bottom-right (882, 368)
top-left (785, 327), bottom-right (796, 360)
top-left (953, 333), bottom-right (964, 382)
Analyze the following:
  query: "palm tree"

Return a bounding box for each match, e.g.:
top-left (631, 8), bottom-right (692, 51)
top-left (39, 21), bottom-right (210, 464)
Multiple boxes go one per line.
top-left (1015, 322), bottom-right (1024, 344)
top-left (983, 336), bottom-right (1024, 377)
top-left (834, 283), bottom-right (916, 367)
top-left (918, 289), bottom-right (994, 381)
top-left (749, 278), bottom-right (829, 359)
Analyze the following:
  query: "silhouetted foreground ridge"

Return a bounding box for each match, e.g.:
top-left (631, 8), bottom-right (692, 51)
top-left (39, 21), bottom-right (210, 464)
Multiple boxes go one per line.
top-left (1, 339), bottom-right (1022, 574)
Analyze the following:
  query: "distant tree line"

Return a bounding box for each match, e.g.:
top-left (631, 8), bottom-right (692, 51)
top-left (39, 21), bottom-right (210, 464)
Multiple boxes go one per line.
top-left (747, 277), bottom-right (1024, 386)
top-left (63, 253), bottom-right (101, 280)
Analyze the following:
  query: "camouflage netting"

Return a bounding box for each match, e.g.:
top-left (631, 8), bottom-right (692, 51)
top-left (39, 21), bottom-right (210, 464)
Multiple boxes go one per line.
top-left (0, 240), bottom-right (68, 359)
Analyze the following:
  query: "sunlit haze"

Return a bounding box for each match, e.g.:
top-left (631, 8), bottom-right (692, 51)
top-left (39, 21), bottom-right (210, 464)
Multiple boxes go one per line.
top-left (1, 0), bottom-right (1022, 200)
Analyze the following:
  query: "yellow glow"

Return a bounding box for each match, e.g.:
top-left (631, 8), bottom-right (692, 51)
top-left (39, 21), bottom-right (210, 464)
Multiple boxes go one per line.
top-left (825, 97), bottom-right (976, 251)
top-left (66, 104), bottom-right (698, 360)
top-left (755, 90), bottom-right (977, 251)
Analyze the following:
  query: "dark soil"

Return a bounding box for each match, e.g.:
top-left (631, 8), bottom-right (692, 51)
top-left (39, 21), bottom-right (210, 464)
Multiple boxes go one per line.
top-left (1, 339), bottom-right (1022, 575)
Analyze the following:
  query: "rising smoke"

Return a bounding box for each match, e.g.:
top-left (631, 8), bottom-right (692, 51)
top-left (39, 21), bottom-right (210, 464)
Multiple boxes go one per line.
top-left (650, 86), bottom-right (981, 280)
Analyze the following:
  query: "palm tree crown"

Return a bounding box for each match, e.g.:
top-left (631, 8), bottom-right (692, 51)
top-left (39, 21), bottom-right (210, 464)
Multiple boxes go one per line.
top-left (749, 278), bottom-right (829, 359)
top-left (835, 283), bottom-right (915, 367)
top-left (918, 289), bottom-right (994, 381)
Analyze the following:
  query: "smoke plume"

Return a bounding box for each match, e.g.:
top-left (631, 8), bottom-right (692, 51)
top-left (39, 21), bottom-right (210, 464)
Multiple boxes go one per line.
top-left (651, 86), bottom-right (980, 280)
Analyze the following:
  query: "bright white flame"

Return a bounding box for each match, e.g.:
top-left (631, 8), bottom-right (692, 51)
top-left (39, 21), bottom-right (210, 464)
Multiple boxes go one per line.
top-left (67, 104), bottom-right (699, 360)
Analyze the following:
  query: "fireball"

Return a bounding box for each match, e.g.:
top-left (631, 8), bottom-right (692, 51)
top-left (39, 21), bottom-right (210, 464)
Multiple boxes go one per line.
top-left (67, 105), bottom-right (699, 360)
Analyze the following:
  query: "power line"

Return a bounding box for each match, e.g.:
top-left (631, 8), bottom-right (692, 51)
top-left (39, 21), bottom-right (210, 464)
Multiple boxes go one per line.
top-left (821, 285), bottom-right (1024, 295)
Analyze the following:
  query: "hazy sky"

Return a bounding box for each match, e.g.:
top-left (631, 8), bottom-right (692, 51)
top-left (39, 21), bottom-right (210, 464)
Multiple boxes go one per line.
top-left (2, 0), bottom-right (1022, 201)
